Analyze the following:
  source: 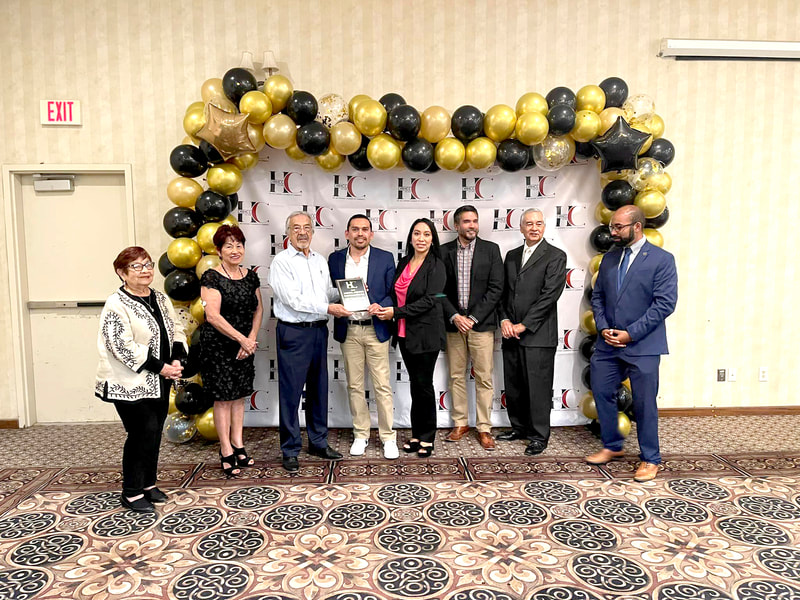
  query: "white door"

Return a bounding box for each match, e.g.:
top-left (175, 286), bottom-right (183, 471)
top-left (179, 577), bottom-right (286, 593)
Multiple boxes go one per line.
top-left (19, 171), bottom-right (133, 423)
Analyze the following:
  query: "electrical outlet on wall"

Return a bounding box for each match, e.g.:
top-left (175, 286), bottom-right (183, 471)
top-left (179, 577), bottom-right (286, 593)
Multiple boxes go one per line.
top-left (716, 368), bottom-right (726, 382)
top-left (759, 367), bottom-right (768, 382)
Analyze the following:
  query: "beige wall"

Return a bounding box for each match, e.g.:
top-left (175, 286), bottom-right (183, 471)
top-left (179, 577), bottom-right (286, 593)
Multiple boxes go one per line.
top-left (1, 0), bottom-right (798, 420)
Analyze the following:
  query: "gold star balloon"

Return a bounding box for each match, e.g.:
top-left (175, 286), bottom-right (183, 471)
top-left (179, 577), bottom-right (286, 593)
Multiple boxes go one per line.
top-left (196, 103), bottom-right (256, 160)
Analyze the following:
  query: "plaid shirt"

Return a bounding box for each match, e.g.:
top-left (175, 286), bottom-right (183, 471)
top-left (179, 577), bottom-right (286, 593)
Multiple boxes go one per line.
top-left (456, 238), bottom-right (476, 311)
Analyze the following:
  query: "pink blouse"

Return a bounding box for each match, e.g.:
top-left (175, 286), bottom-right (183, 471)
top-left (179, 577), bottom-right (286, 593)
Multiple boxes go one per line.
top-left (394, 262), bottom-right (420, 337)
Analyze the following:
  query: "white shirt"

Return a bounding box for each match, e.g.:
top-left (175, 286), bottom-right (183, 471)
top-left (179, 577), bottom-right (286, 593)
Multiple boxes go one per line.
top-left (344, 246), bottom-right (371, 320)
top-left (522, 239), bottom-right (543, 267)
top-left (619, 236), bottom-right (647, 275)
top-left (269, 244), bottom-right (337, 322)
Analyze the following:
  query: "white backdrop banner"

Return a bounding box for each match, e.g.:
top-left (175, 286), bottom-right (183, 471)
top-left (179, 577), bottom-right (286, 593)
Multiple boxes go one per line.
top-left (235, 147), bottom-right (599, 430)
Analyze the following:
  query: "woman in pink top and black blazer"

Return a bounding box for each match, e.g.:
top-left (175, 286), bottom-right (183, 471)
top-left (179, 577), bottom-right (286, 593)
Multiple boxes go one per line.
top-left (377, 218), bottom-right (446, 457)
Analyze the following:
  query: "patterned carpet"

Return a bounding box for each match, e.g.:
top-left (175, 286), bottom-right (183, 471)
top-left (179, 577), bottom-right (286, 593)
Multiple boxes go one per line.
top-left (1, 419), bottom-right (800, 599)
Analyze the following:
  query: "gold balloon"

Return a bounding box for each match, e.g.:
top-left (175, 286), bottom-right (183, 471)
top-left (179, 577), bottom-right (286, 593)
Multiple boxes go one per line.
top-left (581, 309), bottom-right (597, 335)
top-left (229, 152), bottom-right (259, 171)
top-left (576, 85), bottom-right (606, 113)
top-left (591, 271), bottom-right (599, 289)
top-left (196, 103), bottom-right (256, 160)
top-left (634, 189), bottom-right (666, 219)
top-left (239, 90), bottom-right (272, 124)
top-left (195, 254), bottom-right (220, 278)
top-left (515, 92), bottom-right (549, 116)
top-left (167, 238), bottom-right (202, 269)
top-left (644, 228), bottom-right (664, 248)
top-left (632, 122), bottom-right (653, 154)
top-left (316, 147), bottom-right (346, 171)
top-left (201, 78), bottom-right (225, 103)
top-left (348, 94), bottom-right (371, 122)
top-left (208, 94), bottom-right (237, 114)
top-left (599, 107), bottom-right (625, 135)
top-left (167, 177), bottom-right (203, 208)
top-left (181, 136), bottom-right (195, 145)
top-left (570, 110), bottom-right (601, 143)
top-left (219, 214), bottom-right (239, 228)
top-left (367, 134), bottom-right (401, 170)
top-left (264, 74), bottom-right (293, 113)
top-left (196, 407), bottom-right (219, 440)
top-left (458, 161), bottom-right (471, 173)
top-left (419, 106), bottom-right (451, 143)
top-left (622, 378), bottom-right (631, 390)
top-left (465, 137), bottom-right (497, 170)
top-left (532, 134), bottom-right (576, 171)
top-left (247, 123), bottom-right (266, 152)
top-left (588, 253), bottom-right (604, 275)
top-left (645, 171), bottom-right (672, 194)
top-left (197, 222), bottom-right (223, 254)
top-left (580, 392), bottom-right (598, 420)
top-left (649, 113), bottom-right (665, 139)
top-left (168, 386), bottom-right (178, 414)
top-left (600, 167), bottom-right (632, 184)
top-left (434, 137), bottom-right (466, 170)
top-left (330, 121), bottom-right (362, 155)
top-left (617, 412), bottom-right (632, 437)
top-left (515, 111), bottom-right (549, 145)
top-left (263, 114), bottom-right (297, 149)
top-left (207, 163), bottom-right (242, 195)
top-left (483, 104), bottom-right (517, 142)
top-left (185, 101), bottom-right (205, 115)
top-left (595, 202), bottom-right (612, 225)
top-left (190, 296), bottom-right (205, 324)
top-left (183, 106), bottom-right (206, 140)
top-left (628, 157), bottom-right (664, 191)
top-left (285, 141), bottom-right (306, 161)
top-left (354, 99), bottom-right (387, 137)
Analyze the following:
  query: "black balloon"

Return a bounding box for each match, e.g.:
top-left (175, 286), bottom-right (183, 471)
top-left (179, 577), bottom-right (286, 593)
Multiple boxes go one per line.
top-left (583, 284), bottom-right (593, 304)
top-left (581, 365), bottom-right (592, 390)
top-left (222, 68), bottom-right (258, 105)
top-left (158, 252), bottom-right (177, 278)
top-left (496, 139), bottom-right (529, 172)
top-left (591, 118), bottom-right (651, 173)
top-left (379, 93), bottom-right (406, 114)
top-left (285, 91), bottom-right (318, 126)
top-left (295, 122), bottom-right (330, 156)
top-left (599, 77), bottom-right (629, 108)
top-left (226, 193), bottom-right (238, 214)
top-left (575, 141), bottom-right (597, 159)
top-left (546, 86), bottom-right (576, 109)
top-left (170, 144), bottom-right (208, 178)
top-left (643, 138), bottom-right (675, 166)
top-left (614, 385), bottom-right (633, 412)
top-left (200, 140), bottom-right (224, 164)
top-left (547, 104), bottom-right (576, 136)
top-left (181, 342), bottom-right (202, 378)
top-left (590, 225), bottom-right (616, 253)
top-left (602, 180), bottom-right (636, 210)
top-left (164, 270), bottom-right (200, 302)
top-left (401, 138), bottom-right (434, 171)
top-left (163, 207), bottom-right (203, 238)
top-left (646, 206), bottom-right (670, 229)
top-left (579, 335), bottom-right (597, 361)
top-left (524, 144), bottom-right (537, 170)
top-left (387, 105), bottom-right (421, 142)
top-left (195, 191), bottom-right (230, 222)
top-left (451, 105), bottom-right (484, 143)
top-left (348, 136), bottom-right (373, 171)
top-left (423, 153), bottom-right (441, 173)
top-left (175, 383), bottom-right (211, 415)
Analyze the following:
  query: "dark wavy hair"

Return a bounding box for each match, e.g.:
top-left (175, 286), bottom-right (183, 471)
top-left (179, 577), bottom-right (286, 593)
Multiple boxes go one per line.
top-left (113, 246), bottom-right (151, 278)
top-left (404, 218), bottom-right (441, 258)
top-left (213, 224), bottom-right (246, 250)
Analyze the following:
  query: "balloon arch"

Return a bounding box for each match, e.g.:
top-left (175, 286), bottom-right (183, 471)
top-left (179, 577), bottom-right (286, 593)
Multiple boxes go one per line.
top-left (160, 67), bottom-right (675, 444)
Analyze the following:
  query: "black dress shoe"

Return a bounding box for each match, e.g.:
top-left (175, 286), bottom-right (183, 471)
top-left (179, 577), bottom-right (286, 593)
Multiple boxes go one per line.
top-left (120, 494), bottom-right (155, 513)
top-left (496, 430), bottom-right (527, 441)
top-left (524, 440), bottom-right (547, 456)
top-left (143, 487), bottom-right (168, 503)
top-left (282, 455), bottom-right (300, 473)
top-left (308, 445), bottom-right (343, 460)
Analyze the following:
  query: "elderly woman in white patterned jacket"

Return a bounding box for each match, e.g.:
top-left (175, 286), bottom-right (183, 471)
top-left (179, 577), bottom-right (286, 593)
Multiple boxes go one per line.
top-left (96, 246), bottom-right (186, 513)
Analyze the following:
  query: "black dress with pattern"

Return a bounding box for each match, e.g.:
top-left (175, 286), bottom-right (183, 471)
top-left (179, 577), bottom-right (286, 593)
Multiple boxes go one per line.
top-left (199, 269), bottom-right (260, 402)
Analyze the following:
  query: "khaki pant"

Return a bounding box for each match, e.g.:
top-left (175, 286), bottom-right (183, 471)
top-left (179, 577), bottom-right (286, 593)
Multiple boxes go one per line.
top-left (340, 324), bottom-right (395, 442)
top-left (446, 329), bottom-right (495, 432)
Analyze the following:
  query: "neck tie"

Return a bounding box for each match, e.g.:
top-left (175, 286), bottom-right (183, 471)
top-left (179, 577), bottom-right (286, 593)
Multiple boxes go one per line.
top-left (617, 247), bottom-right (632, 291)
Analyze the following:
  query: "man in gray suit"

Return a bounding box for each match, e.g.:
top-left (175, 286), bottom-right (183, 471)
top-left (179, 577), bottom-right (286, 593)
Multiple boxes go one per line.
top-left (497, 208), bottom-right (566, 456)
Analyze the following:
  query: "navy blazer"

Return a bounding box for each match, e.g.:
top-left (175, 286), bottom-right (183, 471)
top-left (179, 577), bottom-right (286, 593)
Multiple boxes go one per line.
top-left (328, 246), bottom-right (396, 343)
top-left (592, 240), bottom-right (678, 356)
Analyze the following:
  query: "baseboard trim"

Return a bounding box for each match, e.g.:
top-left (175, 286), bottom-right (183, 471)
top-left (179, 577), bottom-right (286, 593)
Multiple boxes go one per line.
top-left (0, 419), bottom-right (20, 429)
top-left (661, 406), bottom-right (800, 417)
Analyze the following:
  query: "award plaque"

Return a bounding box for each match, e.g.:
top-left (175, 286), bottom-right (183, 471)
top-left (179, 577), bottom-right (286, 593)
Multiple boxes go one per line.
top-left (336, 278), bottom-right (370, 312)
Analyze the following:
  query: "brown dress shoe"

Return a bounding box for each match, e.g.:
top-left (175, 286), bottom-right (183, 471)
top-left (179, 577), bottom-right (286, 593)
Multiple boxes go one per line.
top-left (478, 432), bottom-right (496, 450)
top-left (445, 426), bottom-right (471, 442)
top-left (585, 448), bottom-right (625, 465)
top-left (634, 462), bottom-right (659, 482)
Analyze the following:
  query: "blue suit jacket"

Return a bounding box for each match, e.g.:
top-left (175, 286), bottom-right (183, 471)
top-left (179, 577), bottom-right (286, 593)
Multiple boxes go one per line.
top-left (328, 246), bottom-right (396, 343)
top-left (591, 240), bottom-right (677, 356)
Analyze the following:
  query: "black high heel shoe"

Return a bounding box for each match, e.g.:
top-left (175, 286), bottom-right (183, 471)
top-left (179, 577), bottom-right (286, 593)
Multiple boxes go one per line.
top-left (417, 442), bottom-right (434, 458)
top-left (219, 451), bottom-right (240, 478)
top-left (402, 439), bottom-right (421, 453)
top-left (232, 446), bottom-right (255, 468)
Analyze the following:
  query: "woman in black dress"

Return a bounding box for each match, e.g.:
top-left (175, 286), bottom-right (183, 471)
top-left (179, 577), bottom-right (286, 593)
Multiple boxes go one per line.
top-left (200, 225), bottom-right (263, 476)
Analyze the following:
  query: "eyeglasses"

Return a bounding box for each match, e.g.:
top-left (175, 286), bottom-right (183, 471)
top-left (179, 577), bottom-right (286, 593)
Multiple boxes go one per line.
top-left (291, 225), bottom-right (313, 233)
top-left (128, 262), bottom-right (155, 271)
top-left (608, 223), bottom-right (635, 233)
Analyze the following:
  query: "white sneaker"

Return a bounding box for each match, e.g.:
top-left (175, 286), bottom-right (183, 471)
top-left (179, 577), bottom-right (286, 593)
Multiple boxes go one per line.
top-left (383, 440), bottom-right (399, 460)
top-left (350, 438), bottom-right (368, 456)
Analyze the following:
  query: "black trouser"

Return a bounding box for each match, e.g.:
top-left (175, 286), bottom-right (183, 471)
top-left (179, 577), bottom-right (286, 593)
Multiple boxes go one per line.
top-left (502, 341), bottom-right (556, 444)
top-left (399, 340), bottom-right (439, 444)
top-left (114, 391), bottom-right (168, 498)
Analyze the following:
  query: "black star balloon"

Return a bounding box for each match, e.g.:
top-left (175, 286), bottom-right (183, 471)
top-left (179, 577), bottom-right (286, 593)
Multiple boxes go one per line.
top-left (196, 103), bottom-right (256, 160)
top-left (590, 117), bottom-right (651, 173)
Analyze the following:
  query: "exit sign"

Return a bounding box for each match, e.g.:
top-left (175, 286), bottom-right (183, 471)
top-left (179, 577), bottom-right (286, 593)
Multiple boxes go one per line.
top-left (40, 100), bottom-right (82, 126)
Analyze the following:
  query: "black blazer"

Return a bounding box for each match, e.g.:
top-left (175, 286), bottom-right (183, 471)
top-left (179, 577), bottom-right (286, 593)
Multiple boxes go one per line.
top-left (498, 239), bottom-right (567, 348)
top-left (441, 237), bottom-right (504, 332)
top-left (391, 252), bottom-right (446, 353)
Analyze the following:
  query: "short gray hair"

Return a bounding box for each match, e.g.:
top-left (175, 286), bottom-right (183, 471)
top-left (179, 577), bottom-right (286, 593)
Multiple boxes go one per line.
top-left (285, 211), bottom-right (314, 235)
top-left (519, 208), bottom-right (544, 227)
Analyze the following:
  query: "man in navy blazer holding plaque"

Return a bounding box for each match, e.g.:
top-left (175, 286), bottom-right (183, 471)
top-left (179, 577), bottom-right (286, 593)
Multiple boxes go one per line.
top-left (329, 214), bottom-right (398, 459)
top-left (586, 205), bottom-right (677, 482)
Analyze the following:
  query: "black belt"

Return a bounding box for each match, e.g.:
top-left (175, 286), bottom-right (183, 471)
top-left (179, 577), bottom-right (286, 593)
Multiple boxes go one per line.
top-left (348, 319), bottom-right (372, 326)
top-left (278, 319), bottom-right (328, 328)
